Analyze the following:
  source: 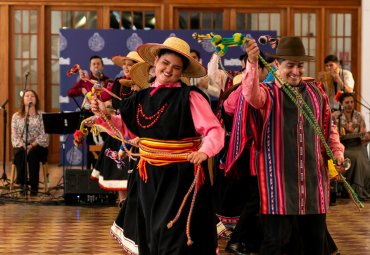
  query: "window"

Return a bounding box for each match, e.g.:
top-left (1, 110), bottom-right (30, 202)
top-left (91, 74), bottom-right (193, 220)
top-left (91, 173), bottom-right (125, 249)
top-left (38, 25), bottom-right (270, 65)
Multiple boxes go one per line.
top-left (110, 10), bottom-right (155, 30)
top-left (178, 11), bottom-right (223, 30)
top-left (13, 9), bottom-right (38, 107)
top-left (50, 10), bottom-right (97, 108)
top-left (329, 13), bottom-right (352, 70)
top-left (236, 12), bottom-right (281, 36)
top-left (293, 12), bottom-right (317, 78)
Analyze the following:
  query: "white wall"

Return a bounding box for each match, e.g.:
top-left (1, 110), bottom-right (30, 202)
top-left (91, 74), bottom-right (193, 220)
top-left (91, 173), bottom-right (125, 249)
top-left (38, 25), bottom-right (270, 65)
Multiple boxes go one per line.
top-left (362, 0), bottom-right (370, 157)
top-left (362, 0), bottom-right (370, 127)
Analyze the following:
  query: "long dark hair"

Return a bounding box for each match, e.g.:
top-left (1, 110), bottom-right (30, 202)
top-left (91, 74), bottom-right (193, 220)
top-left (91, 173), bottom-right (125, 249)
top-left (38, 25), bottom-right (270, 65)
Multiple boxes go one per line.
top-left (19, 89), bottom-right (40, 117)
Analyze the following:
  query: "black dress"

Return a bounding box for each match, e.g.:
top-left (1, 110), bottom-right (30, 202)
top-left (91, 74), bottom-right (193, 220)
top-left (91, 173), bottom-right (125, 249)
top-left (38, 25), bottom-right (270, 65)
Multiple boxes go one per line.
top-left (111, 147), bottom-right (139, 254)
top-left (119, 84), bottom-right (217, 255)
top-left (91, 78), bottom-right (133, 191)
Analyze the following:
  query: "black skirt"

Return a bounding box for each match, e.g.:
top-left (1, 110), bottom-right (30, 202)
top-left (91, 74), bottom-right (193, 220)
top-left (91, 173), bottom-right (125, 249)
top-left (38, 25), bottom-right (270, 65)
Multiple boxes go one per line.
top-left (91, 136), bottom-right (128, 191)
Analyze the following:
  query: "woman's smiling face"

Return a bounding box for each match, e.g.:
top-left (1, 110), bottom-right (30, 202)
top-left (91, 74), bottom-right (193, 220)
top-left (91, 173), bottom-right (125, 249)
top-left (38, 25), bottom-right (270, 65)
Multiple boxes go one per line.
top-left (154, 53), bottom-right (183, 84)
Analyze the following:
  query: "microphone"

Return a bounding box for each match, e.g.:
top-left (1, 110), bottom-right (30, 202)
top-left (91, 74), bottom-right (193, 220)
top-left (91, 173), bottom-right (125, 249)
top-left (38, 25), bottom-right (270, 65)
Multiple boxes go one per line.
top-left (94, 69), bottom-right (103, 77)
top-left (25, 72), bottom-right (30, 78)
top-left (0, 99), bottom-right (8, 110)
top-left (28, 102), bottom-right (33, 107)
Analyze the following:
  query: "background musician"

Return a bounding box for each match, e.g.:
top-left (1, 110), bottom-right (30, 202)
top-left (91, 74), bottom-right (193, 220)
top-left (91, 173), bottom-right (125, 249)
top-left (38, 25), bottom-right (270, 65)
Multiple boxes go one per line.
top-left (318, 54), bottom-right (354, 110)
top-left (332, 92), bottom-right (370, 200)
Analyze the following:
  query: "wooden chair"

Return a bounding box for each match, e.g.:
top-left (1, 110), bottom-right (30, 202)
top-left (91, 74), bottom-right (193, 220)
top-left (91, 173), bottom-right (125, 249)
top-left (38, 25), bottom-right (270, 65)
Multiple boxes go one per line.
top-left (9, 162), bottom-right (49, 193)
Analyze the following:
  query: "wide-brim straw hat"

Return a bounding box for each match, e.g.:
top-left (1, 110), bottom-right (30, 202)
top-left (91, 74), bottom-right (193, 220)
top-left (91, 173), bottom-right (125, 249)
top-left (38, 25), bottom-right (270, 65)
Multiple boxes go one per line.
top-left (129, 62), bottom-right (152, 89)
top-left (111, 51), bottom-right (144, 67)
top-left (266, 36), bottom-right (315, 62)
top-left (137, 36), bottom-right (206, 78)
top-left (130, 62), bottom-right (190, 89)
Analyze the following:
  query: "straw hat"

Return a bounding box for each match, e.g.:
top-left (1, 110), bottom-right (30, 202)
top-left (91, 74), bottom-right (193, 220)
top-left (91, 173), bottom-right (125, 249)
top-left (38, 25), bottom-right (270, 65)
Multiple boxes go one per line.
top-left (130, 62), bottom-right (190, 89)
top-left (137, 36), bottom-right (206, 78)
top-left (129, 62), bottom-right (153, 89)
top-left (111, 51), bottom-right (144, 67)
top-left (266, 36), bottom-right (315, 62)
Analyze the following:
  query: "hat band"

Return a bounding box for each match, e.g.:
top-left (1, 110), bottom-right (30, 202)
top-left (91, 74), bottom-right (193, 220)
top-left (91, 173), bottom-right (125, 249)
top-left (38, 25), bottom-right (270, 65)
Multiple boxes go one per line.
top-left (276, 48), bottom-right (306, 57)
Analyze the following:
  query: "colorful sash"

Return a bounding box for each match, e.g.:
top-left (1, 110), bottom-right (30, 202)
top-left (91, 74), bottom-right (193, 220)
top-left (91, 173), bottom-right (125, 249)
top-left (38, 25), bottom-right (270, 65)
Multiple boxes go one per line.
top-left (137, 137), bottom-right (205, 246)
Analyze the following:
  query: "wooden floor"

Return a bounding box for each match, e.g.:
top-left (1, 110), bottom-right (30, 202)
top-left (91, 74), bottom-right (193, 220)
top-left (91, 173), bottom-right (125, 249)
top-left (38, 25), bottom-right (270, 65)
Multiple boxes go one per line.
top-left (0, 163), bottom-right (370, 254)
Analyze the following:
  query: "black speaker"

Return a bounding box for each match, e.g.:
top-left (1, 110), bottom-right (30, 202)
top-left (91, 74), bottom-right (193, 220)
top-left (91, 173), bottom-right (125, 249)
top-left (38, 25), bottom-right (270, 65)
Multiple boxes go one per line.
top-left (64, 169), bottom-right (116, 205)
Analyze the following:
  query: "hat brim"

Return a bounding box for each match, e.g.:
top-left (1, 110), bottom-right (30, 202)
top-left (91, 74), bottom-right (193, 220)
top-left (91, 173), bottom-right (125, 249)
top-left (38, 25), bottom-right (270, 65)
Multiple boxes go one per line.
top-left (137, 43), bottom-right (206, 78)
top-left (266, 53), bottom-right (315, 62)
top-left (111, 55), bottom-right (141, 67)
top-left (119, 79), bottom-right (135, 87)
top-left (129, 62), bottom-right (152, 89)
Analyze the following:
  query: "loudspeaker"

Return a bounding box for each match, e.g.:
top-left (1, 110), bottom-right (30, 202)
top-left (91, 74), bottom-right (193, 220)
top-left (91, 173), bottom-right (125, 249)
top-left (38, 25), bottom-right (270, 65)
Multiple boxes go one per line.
top-left (64, 169), bottom-right (116, 205)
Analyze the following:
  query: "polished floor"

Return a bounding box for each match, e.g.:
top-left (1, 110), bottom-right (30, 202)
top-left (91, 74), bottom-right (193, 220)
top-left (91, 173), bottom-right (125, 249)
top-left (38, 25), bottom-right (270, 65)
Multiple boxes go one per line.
top-left (0, 163), bottom-right (369, 254)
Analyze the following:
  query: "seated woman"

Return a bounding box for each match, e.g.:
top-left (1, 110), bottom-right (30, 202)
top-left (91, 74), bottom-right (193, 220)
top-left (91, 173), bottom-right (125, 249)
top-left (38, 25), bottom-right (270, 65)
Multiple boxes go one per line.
top-left (332, 92), bottom-right (370, 200)
top-left (11, 89), bottom-right (49, 196)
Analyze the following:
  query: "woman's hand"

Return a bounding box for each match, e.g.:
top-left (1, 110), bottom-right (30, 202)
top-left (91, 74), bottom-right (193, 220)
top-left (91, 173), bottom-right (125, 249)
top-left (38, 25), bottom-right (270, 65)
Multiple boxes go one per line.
top-left (83, 116), bottom-right (97, 127)
top-left (187, 151), bottom-right (208, 165)
top-left (90, 95), bottom-right (107, 118)
top-left (26, 143), bottom-right (35, 153)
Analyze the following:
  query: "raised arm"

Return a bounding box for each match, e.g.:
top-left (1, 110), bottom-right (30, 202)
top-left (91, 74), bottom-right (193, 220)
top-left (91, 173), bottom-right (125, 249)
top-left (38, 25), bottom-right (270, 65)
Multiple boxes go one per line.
top-left (241, 40), bottom-right (267, 109)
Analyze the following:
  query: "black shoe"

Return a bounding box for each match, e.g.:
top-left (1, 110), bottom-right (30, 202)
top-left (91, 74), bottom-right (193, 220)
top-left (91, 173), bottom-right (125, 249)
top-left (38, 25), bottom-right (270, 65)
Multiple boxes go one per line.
top-left (225, 242), bottom-right (249, 255)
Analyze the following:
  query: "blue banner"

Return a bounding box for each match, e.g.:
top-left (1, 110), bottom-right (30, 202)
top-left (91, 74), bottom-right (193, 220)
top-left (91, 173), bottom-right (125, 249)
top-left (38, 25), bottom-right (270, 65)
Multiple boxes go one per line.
top-left (59, 29), bottom-right (277, 166)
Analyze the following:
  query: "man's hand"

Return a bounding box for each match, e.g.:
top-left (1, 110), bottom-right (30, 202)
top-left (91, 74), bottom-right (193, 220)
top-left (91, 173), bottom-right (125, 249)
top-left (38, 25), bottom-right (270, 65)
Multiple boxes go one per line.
top-left (245, 39), bottom-right (259, 64)
top-left (334, 156), bottom-right (346, 175)
top-left (79, 69), bottom-right (89, 81)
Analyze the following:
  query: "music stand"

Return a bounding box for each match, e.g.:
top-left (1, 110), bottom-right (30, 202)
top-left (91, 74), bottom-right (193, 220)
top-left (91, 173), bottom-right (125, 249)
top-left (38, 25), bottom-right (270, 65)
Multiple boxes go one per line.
top-left (42, 112), bottom-right (80, 190)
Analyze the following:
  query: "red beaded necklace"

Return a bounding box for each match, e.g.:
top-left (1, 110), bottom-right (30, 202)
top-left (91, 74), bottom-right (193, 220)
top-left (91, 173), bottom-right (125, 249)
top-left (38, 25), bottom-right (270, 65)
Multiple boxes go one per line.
top-left (120, 83), bottom-right (133, 98)
top-left (136, 103), bottom-right (168, 129)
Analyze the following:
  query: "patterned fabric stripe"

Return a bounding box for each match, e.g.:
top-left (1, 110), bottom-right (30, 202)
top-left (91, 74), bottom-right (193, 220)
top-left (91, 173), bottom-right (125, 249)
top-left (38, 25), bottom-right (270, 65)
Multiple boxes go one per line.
top-left (258, 84), bottom-right (277, 214)
top-left (225, 94), bottom-right (249, 177)
top-left (271, 85), bottom-right (285, 214)
top-left (216, 214), bottom-right (240, 227)
top-left (297, 100), bottom-right (307, 215)
top-left (305, 83), bottom-right (329, 213)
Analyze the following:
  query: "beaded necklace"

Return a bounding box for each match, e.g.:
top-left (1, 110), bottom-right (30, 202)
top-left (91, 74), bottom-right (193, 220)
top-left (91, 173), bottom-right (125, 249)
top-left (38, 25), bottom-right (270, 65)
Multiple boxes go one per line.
top-left (136, 103), bottom-right (168, 129)
top-left (120, 84), bottom-right (133, 98)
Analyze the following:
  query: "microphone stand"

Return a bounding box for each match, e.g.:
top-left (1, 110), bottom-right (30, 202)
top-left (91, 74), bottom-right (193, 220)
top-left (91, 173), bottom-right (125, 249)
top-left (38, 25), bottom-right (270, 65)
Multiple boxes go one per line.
top-left (354, 96), bottom-right (370, 126)
top-left (22, 103), bottom-right (31, 196)
top-left (0, 99), bottom-right (9, 184)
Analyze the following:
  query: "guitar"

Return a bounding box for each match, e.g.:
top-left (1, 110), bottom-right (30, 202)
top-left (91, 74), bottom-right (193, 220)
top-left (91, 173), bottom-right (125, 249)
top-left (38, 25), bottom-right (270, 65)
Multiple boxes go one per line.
top-left (340, 131), bottom-right (370, 141)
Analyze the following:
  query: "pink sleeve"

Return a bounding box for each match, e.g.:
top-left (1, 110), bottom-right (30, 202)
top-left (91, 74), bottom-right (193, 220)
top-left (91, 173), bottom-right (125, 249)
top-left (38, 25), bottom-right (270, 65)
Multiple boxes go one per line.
top-left (241, 61), bottom-right (267, 109)
top-left (328, 122), bottom-right (345, 159)
top-left (189, 91), bottom-right (225, 157)
top-left (95, 114), bottom-right (136, 139)
top-left (223, 85), bottom-right (242, 115)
